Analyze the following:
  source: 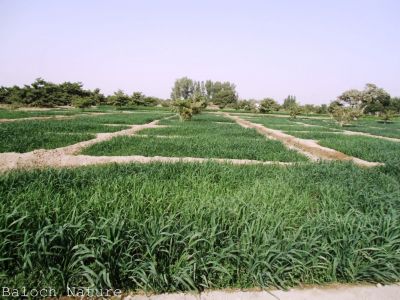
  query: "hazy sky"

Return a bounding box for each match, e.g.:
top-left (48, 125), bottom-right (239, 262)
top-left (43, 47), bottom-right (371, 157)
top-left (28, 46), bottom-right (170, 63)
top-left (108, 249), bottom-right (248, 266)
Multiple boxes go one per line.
top-left (0, 0), bottom-right (399, 104)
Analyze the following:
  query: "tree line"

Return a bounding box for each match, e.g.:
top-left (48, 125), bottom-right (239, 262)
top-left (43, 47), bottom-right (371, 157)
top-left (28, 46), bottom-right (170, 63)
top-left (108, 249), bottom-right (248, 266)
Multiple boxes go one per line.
top-left (0, 78), bottom-right (162, 109)
top-left (1, 78), bottom-right (399, 124)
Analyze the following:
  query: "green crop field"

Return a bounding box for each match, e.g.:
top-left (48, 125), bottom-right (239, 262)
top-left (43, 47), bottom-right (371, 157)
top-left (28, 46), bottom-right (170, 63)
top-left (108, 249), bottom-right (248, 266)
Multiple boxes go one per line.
top-left (0, 109), bottom-right (399, 296)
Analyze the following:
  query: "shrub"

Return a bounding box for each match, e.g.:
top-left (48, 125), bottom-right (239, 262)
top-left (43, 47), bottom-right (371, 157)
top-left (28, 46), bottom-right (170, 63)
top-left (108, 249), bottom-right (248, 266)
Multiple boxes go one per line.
top-left (72, 96), bottom-right (95, 109)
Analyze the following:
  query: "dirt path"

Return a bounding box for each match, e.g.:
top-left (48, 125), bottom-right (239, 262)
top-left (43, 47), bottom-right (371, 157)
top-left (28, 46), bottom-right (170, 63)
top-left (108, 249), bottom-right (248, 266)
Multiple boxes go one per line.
top-left (225, 114), bottom-right (383, 167)
top-left (123, 284), bottom-right (400, 300)
top-left (0, 117), bottom-right (297, 172)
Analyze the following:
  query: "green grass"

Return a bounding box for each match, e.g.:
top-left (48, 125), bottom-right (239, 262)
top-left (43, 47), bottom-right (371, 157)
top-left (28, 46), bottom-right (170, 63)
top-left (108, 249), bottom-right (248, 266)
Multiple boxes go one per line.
top-left (0, 111), bottom-right (170, 153)
top-left (1, 162), bottom-right (399, 294)
top-left (0, 119), bottom-right (127, 153)
top-left (297, 117), bottom-right (400, 139)
top-left (0, 108), bottom-right (83, 119)
top-left (317, 135), bottom-right (400, 164)
top-left (82, 114), bottom-right (308, 162)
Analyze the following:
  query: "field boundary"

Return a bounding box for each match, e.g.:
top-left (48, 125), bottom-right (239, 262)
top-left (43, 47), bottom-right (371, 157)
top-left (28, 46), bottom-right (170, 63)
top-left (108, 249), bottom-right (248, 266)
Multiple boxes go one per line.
top-left (0, 115), bottom-right (301, 172)
top-left (225, 113), bottom-right (383, 167)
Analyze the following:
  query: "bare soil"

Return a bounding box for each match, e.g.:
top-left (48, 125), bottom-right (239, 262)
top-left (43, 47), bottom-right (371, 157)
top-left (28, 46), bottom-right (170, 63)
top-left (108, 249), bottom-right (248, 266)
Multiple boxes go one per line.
top-left (121, 283), bottom-right (400, 300)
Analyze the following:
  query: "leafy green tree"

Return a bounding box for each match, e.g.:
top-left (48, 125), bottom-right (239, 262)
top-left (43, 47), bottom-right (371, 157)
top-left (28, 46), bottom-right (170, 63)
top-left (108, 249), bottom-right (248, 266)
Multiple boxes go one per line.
top-left (92, 88), bottom-right (106, 104)
top-left (0, 78), bottom-right (102, 107)
top-left (288, 103), bottom-right (302, 119)
top-left (171, 100), bottom-right (193, 121)
top-left (315, 104), bottom-right (328, 114)
top-left (213, 89), bottom-right (238, 108)
top-left (330, 104), bottom-right (361, 127)
top-left (259, 98), bottom-right (279, 113)
top-left (380, 110), bottom-right (395, 123)
top-left (143, 96), bottom-right (160, 107)
top-left (171, 77), bottom-right (195, 100)
top-left (108, 90), bottom-right (130, 107)
top-left (337, 83), bottom-right (391, 114)
top-left (130, 92), bottom-right (145, 106)
top-left (282, 95), bottom-right (297, 110)
top-left (389, 97), bottom-right (400, 113)
top-left (236, 100), bottom-right (256, 111)
top-left (72, 96), bottom-right (95, 109)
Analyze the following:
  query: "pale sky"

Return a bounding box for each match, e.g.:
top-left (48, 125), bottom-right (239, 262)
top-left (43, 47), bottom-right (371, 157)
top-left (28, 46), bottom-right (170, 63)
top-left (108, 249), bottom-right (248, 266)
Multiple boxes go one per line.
top-left (0, 0), bottom-right (399, 104)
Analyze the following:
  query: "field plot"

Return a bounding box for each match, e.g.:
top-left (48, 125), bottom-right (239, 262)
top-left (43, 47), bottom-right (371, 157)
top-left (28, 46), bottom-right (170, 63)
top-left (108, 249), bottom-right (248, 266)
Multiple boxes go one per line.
top-left (1, 162), bottom-right (399, 293)
top-left (0, 112), bottom-right (168, 153)
top-left (81, 114), bottom-right (308, 162)
top-left (295, 117), bottom-right (400, 139)
top-left (240, 115), bottom-right (400, 164)
top-left (0, 108), bottom-right (82, 119)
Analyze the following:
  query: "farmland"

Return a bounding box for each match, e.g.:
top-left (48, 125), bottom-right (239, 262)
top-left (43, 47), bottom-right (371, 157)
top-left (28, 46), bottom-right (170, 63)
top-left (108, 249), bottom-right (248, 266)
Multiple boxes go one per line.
top-left (0, 108), bottom-right (400, 296)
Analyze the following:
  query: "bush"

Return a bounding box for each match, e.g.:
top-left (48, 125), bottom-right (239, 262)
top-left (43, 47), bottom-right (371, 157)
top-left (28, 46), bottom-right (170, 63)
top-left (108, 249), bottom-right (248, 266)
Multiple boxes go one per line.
top-left (259, 98), bottom-right (279, 113)
top-left (72, 96), bottom-right (95, 109)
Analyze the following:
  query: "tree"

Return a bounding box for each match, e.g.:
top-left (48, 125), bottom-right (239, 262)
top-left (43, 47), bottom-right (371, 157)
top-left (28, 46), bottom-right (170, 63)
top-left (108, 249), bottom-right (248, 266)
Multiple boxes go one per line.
top-left (130, 92), bottom-right (145, 106)
top-left (0, 78), bottom-right (102, 107)
top-left (170, 77), bottom-right (195, 100)
top-left (108, 90), bottom-right (130, 107)
top-left (330, 105), bottom-right (361, 127)
top-left (288, 103), bottom-right (302, 119)
top-left (143, 96), bottom-right (160, 107)
top-left (92, 88), bottom-right (106, 104)
top-left (380, 110), bottom-right (395, 123)
top-left (259, 98), bottom-right (279, 113)
top-left (282, 95), bottom-right (297, 110)
top-left (213, 89), bottom-right (237, 109)
top-left (171, 91), bottom-right (207, 121)
top-left (389, 97), bottom-right (400, 113)
top-left (337, 83), bottom-right (391, 114)
top-left (315, 104), bottom-right (328, 114)
top-left (302, 104), bottom-right (316, 114)
top-left (72, 96), bottom-right (94, 109)
top-left (236, 100), bottom-right (256, 111)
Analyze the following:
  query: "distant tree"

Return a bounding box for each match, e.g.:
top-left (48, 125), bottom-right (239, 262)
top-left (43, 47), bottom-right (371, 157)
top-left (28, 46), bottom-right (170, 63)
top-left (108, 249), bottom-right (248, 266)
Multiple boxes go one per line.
top-left (390, 97), bottom-right (400, 113)
top-left (380, 110), bottom-right (395, 123)
top-left (0, 78), bottom-right (101, 107)
top-left (108, 90), bottom-right (130, 107)
top-left (288, 103), bottom-right (302, 119)
top-left (72, 96), bottom-right (95, 109)
top-left (205, 80), bottom-right (214, 101)
top-left (302, 104), bottom-right (316, 114)
top-left (213, 89), bottom-right (238, 108)
top-left (170, 77), bottom-right (237, 110)
top-left (160, 99), bottom-right (172, 107)
top-left (92, 88), bottom-right (106, 104)
top-left (0, 87), bottom-right (9, 103)
top-left (171, 77), bottom-right (195, 100)
top-left (259, 98), bottom-right (279, 113)
top-left (337, 83), bottom-right (391, 114)
top-left (236, 100), bottom-right (256, 111)
top-left (282, 95), bottom-right (297, 110)
top-left (130, 92), bottom-right (145, 106)
top-left (143, 96), bottom-right (160, 107)
top-left (315, 104), bottom-right (328, 114)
